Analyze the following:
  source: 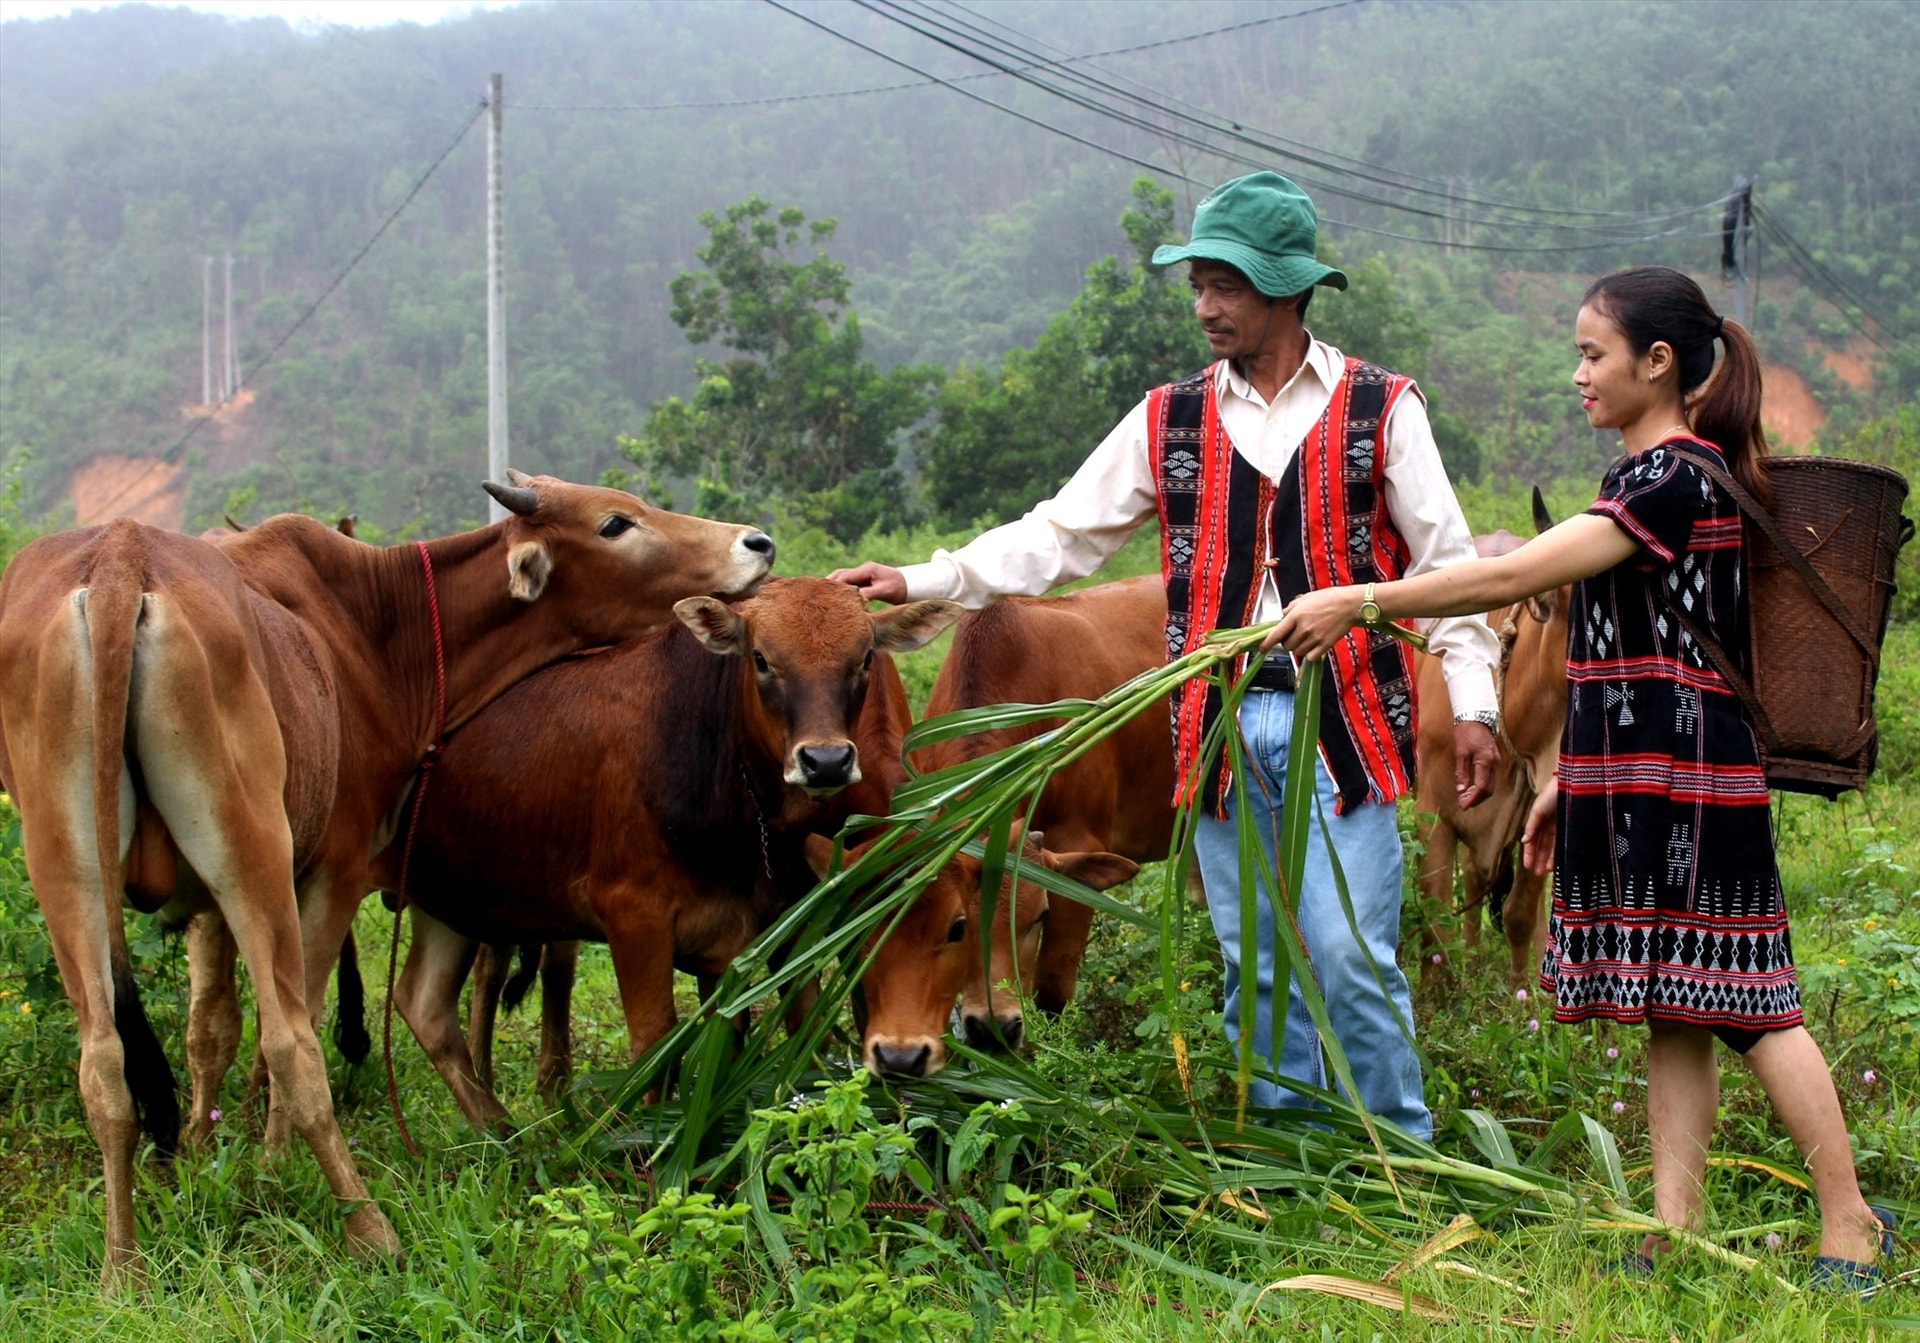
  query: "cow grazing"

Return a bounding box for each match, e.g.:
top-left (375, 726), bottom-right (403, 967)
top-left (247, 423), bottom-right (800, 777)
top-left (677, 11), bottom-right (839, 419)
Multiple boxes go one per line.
top-left (375, 578), bottom-right (960, 1130)
top-left (846, 833), bottom-right (1136, 1078)
top-left (1411, 505), bottom-right (1570, 988)
top-left (0, 473), bottom-right (771, 1286)
top-left (917, 576), bottom-right (1177, 1049)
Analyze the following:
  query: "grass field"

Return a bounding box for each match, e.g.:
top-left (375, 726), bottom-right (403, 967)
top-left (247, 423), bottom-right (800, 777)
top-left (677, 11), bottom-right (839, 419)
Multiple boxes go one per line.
top-left (0, 596), bottom-right (1914, 1339)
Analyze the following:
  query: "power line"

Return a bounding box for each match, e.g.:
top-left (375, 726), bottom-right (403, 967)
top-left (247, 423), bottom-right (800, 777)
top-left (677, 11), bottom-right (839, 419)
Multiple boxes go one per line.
top-left (84, 99), bottom-right (490, 525)
top-left (515, 0), bottom-right (1365, 113)
top-left (935, 0), bottom-right (1695, 225)
top-left (768, 0), bottom-right (1728, 256)
top-left (1748, 200), bottom-right (1899, 350)
top-left (874, 0), bottom-right (1731, 237)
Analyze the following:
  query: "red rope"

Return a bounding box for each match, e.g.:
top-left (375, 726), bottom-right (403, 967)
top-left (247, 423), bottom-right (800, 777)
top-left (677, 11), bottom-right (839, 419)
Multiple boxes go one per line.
top-left (383, 540), bottom-right (448, 1160)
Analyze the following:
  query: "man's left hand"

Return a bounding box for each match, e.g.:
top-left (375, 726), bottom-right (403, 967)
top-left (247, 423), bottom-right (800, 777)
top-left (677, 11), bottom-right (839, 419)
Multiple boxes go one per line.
top-left (1453, 721), bottom-right (1498, 809)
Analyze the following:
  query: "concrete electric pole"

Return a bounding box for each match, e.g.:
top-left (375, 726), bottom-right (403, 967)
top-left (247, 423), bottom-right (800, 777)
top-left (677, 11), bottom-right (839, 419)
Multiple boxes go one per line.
top-left (486, 72), bottom-right (509, 519)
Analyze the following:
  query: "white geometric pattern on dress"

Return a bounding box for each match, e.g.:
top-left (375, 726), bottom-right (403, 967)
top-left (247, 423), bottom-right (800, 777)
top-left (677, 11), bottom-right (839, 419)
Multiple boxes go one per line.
top-left (1164, 449), bottom-right (1199, 481)
top-left (1587, 602), bottom-right (1613, 658)
top-left (1667, 824), bottom-right (1693, 887)
top-left (1605, 683), bottom-right (1635, 726)
top-left (1674, 685), bottom-right (1699, 735)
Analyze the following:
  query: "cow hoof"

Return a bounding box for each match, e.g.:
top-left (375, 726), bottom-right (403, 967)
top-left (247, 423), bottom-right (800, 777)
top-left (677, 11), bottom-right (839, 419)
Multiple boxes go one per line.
top-left (344, 1204), bottom-right (402, 1262)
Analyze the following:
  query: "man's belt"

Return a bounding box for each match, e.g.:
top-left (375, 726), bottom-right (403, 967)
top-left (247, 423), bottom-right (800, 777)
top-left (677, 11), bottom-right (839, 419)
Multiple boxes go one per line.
top-left (1246, 656), bottom-right (1298, 693)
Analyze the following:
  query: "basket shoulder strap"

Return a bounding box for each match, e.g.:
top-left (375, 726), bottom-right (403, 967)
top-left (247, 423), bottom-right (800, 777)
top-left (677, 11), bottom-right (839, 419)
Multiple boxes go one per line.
top-left (1655, 595), bottom-right (1784, 756)
top-left (1669, 443), bottom-right (1880, 660)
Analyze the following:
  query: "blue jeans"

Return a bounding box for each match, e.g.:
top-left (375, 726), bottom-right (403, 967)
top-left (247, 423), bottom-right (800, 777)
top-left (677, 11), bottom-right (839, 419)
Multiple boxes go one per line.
top-left (1192, 686), bottom-right (1431, 1140)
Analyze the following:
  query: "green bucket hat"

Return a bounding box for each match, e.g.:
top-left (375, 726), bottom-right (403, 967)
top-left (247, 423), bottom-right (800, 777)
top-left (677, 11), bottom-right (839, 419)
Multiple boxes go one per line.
top-left (1152, 172), bottom-right (1348, 296)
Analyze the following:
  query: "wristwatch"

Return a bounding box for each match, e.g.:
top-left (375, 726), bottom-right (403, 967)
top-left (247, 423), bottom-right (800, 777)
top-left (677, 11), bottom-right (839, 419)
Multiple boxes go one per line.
top-left (1455, 709), bottom-right (1501, 732)
top-left (1357, 581), bottom-right (1383, 627)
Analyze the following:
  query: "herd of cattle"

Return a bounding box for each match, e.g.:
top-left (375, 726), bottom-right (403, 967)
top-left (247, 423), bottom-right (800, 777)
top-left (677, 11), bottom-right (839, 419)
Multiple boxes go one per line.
top-left (0, 472), bottom-right (1567, 1284)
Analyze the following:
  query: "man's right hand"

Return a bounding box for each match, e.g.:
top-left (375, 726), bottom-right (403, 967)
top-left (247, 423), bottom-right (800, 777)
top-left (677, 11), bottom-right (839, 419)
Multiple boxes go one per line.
top-left (828, 562), bottom-right (908, 605)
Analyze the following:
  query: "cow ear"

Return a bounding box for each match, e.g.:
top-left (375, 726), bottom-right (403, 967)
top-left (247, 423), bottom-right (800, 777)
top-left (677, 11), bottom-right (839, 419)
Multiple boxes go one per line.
top-left (870, 599), bottom-right (964, 654)
top-left (506, 540), bottom-right (553, 602)
top-left (674, 597), bottom-right (748, 655)
top-left (1524, 587), bottom-right (1560, 624)
top-left (802, 834), bottom-right (838, 881)
top-left (1042, 849), bottom-right (1139, 892)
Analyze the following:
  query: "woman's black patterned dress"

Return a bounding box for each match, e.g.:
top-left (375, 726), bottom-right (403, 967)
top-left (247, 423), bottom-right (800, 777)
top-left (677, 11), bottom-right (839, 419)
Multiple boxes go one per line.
top-left (1541, 436), bottom-right (1802, 1034)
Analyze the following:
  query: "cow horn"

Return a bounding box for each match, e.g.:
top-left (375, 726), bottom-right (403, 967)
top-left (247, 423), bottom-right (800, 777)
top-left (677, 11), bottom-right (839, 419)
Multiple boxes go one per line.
top-left (1531, 486), bottom-right (1556, 536)
top-left (484, 478), bottom-right (539, 517)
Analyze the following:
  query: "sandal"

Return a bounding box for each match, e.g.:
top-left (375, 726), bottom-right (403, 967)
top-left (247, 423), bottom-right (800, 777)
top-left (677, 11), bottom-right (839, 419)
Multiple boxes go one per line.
top-left (1808, 1205), bottom-right (1897, 1297)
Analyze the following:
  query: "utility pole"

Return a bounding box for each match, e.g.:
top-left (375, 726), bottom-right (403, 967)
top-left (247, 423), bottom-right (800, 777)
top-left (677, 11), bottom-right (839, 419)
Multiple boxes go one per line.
top-left (222, 254), bottom-right (235, 402)
top-left (1722, 176), bottom-right (1755, 327)
top-left (201, 257), bottom-right (213, 407)
top-left (486, 72), bottom-right (508, 519)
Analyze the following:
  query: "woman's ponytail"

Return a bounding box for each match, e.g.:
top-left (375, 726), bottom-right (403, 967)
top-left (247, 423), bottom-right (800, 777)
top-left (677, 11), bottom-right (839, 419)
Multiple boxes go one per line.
top-left (1690, 316), bottom-right (1771, 508)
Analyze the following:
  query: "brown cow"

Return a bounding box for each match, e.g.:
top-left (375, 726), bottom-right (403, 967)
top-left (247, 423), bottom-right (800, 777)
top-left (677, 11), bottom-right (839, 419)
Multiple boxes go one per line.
top-left (846, 833), bottom-right (1136, 1077)
top-left (1412, 509), bottom-right (1570, 988)
top-left (0, 473), bottom-right (771, 1285)
top-left (374, 578), bottom-right (960, 1130)
top-left (917, 576), bottom-right (1178, 1049)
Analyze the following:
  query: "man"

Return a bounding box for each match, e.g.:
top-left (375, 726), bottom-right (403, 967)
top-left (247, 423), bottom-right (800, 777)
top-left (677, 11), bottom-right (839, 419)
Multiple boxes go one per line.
top-left (832, 172), bottom-right (1497, 1139)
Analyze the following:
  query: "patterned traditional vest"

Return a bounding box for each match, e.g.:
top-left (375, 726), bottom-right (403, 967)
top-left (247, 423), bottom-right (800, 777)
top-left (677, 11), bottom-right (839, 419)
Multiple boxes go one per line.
top-left (1148, 357), bottom-right (1421, 814)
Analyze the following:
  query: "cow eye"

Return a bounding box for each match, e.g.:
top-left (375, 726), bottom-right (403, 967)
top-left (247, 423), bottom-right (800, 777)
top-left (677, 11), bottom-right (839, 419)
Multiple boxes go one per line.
top-left (1032, 905), bottom-right (1050, 926)
top-left (751, 649), bottom-right (771, 675)
top-left (945, 916), bottom-right (968, 944)
top-left (862, 648), bottom-right (874, 671)
top-left (599, 515), bottom-right (634, 539)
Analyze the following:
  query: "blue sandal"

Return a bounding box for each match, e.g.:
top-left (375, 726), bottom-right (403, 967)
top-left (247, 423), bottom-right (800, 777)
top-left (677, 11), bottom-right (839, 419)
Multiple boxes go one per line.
top-left (1809, 1205), bottom-right (1897, 1296)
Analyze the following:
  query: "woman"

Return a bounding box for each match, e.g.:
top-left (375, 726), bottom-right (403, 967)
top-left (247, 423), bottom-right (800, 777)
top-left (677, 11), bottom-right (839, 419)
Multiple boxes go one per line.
top-left (1269, 266), bottom-right (1891, 1286)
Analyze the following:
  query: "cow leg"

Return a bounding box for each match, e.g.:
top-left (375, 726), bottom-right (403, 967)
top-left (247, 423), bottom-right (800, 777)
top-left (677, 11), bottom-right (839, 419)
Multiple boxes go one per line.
top-left (467, 943), bottom-right (513, 1097)
top-left (15, 807), bottom-right (147, 1288)
top-left (212, 873), bottom-right (399, 1259)
top-left (1502, 862), bottom-right (1550, 991)
top-left (394, 908), bottom-right (509, 1135)
top-left (1412, 810), bottom-right (1460, 989)
top-left (535, 941), bottom-right (579, 1107)
top-left (1032, 895), bottom-right (1094, 1018)
top-left (242, 874), bottom-right (365, 1154)
top-left (602, 900), bottom-right (680, 1079)
top-left (184, 911), bottom-right (242, 1147)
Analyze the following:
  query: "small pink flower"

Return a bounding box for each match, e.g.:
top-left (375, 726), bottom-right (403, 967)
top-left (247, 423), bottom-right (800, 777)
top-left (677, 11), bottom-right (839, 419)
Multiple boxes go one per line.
top-left (1515, 988), bottom-right (1529, 1003)
top-left (1863, 1069), bottom-right (1878, 1085)
top-left (1431, 953), bottom-right (1443, 964)
top-left (1527, 1018), bottom-right (1540, 1032)
top-left (1605, 1046), bottom-right (1619, 1060)
top-left (1611, 1101), bottom-right (1625, 1114)
top-left (208, 1108), bottom-right (222, 1123)
top-left (1765, 1232), bottom-right (1783, 1250)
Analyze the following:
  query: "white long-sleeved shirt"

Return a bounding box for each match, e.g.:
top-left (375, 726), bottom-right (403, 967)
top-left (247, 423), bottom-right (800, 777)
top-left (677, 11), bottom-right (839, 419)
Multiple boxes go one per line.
top-left (900, 338), bottom-right (1500, 718)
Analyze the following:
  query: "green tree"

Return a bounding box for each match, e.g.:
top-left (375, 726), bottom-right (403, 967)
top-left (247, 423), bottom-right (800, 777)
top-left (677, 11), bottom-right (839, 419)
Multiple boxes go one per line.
top-left (919, 178), bottom-right (1205, 527)
top-left (619, 197), bottom-right (939, 540)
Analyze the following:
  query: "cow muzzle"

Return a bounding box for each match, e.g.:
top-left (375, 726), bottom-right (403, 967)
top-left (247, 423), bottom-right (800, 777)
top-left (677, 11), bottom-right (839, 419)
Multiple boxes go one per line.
top-left (789, 742), bottom-right (859, 793)
top-left (867, 1038), bottom-right (942, 1078)
top-left (961, 1010), bottom-right (1024, 1053)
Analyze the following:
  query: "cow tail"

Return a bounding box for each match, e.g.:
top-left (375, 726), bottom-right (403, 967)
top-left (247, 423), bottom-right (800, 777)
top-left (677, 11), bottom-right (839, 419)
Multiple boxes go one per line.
top-left (1488, 848), bottom-right (1516, 935)
top-left (333, 927), bottom-right (372, 1064)
top-left (84, 570), bottom-right (182, 1158)
top-left (499, 943), bottom-right (542, 1015)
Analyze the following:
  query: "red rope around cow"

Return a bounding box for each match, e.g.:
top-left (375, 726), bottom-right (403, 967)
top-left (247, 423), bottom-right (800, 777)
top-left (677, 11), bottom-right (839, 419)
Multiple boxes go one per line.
top-left (383, 540), bottom-right (450, 1159)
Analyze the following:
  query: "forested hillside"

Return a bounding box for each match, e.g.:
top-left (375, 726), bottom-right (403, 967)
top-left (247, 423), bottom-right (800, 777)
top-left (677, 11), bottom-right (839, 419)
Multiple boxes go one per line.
top-left (1, 0), bottom-right (1915, 538)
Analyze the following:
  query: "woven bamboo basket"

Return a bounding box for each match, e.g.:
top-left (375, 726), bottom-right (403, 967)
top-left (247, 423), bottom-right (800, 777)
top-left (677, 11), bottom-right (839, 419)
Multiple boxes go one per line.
top-left (1746, 456), bottom-right (1911, 795)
